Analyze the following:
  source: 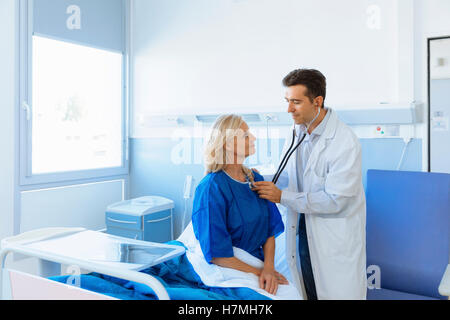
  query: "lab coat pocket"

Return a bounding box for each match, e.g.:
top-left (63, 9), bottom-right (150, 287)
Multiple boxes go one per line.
top-left (308, 170), bottom-right (326, 193)
top-left (313, 157), bottom-right (328, 177)
top-left (319, 217), bottom-right (353, 261)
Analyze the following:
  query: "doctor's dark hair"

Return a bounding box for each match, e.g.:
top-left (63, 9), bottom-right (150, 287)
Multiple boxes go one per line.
top-left (282, 69), bottom-right (327, 108)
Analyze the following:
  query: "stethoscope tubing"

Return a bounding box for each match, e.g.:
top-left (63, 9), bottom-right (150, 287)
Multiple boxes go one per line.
top-left (272, 129), bottom-right (295, 183)
top-left (271, 107), bottom-right (321, 185)
top-left (272, 130), bottom-right (306, 185)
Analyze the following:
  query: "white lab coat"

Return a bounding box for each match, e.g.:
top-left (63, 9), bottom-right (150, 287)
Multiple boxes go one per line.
top-left (279, 109), bottom-right (367, 300)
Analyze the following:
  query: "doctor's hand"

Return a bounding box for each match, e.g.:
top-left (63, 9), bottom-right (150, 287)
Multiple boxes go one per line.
top-left (252, 181), bottom-right (282, 204)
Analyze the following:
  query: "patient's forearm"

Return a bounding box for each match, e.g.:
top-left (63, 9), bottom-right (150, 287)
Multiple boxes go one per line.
top-left (212, 257), bottom-right (261, 276)
top-left (263, 236), bottom-right (275, 270)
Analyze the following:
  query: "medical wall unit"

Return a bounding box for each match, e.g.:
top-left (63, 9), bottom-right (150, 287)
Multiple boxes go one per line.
top-left (136, 102), bottom-right (420, 129)
top-left (105, 196), bottom-right (174, 243)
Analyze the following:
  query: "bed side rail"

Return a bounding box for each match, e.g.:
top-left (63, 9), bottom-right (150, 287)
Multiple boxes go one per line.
top-left (2, 268), bottom-right (117, 300)
top-left (0, 246), bottom-right (170, 300)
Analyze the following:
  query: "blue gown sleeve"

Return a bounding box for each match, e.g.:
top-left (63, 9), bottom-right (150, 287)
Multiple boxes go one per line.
top-left (267, 202), bottom-right (284, 238)
top-left (253, 171), bottom-right (284, 238)
top-left (191, 176), bottom-right (234, 263)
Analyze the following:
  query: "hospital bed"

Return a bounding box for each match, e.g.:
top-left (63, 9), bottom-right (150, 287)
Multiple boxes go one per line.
top-left (0, 228), bottom-right (186, 300)
top-left (0, 206), bottom-right (303, 300)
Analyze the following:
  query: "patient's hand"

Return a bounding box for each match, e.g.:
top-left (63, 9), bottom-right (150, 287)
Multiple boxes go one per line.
top-left (259, 267), bottom-right (288, 295)
top-left (275, 271), bottom-right (289, 285)
top-left (212, 256), bottom-right (289, 295)
top-left (259, 267), bottom-right (277, 295)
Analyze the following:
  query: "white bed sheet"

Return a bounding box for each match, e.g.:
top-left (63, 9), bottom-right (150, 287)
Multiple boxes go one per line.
top-left (274, 204), bottom-right (296, 284)
top-left (178, 203), bottom-right (302, 300)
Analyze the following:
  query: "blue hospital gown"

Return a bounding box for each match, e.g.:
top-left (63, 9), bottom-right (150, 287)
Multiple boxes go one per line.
top-left (192, 170), bottom-right (284, 263)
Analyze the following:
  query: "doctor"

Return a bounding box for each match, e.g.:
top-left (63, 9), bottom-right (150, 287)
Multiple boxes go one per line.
top-left (252, 69), bottom-right (367, 300)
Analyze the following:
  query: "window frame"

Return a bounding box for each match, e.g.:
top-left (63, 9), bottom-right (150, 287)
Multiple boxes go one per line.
top-left (18, 0), bottom-right (130, 187)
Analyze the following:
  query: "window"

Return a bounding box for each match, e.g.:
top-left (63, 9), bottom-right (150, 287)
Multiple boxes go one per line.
top-left (20, 0), bottom-right (129, 185)
top-left (32, 36), bottom-right (123, 174)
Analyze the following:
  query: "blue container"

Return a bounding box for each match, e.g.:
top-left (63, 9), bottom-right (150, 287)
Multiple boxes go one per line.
top-left (105, 196), bottom-right (174, 243)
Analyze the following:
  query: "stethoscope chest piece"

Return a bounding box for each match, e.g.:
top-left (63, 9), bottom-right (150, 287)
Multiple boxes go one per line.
top-left (244, 174), bottom-right (256, 190)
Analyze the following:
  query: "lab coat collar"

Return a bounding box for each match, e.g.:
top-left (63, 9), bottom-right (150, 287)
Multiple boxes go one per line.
top-left (302, 109), bottom-right (338, 176)
top-left (312, 107), bottom-right (331, 136)
top-left (294, 108), bottom-right (334, 139)
top-left (322, 108), bottom-right (338, 140)
top-left (287, 109), bottom-right (338, 182)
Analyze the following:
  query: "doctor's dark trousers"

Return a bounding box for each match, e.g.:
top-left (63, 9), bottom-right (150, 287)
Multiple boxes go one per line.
top-left (299, 213), bottom-right (318, 300)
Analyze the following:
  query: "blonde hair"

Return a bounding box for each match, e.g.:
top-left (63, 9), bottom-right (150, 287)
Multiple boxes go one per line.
top-left (204, 114), bottom-right (255, 183)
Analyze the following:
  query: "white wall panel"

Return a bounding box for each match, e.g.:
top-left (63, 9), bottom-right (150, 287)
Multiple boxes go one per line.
top-left (131, 0), bottom-right (414, 136)
top-left (20, 180), bottom-right (124, 233)
top-left (0, 0), bottom-right (17, 241)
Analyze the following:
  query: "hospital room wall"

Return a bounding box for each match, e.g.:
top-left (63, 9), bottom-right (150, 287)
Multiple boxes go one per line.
top-left (0, 1), bottom-right (446, 239)
top-left (0, 0), bottom-right (17, 242)
top-left (130, 0), bottom-right (410, 119)
top-left (128, 0), bottom-right (446, 239)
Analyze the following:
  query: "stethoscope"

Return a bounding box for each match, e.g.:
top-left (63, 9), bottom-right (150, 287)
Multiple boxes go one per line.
top-left (272, 107), bottom-right (322, 185)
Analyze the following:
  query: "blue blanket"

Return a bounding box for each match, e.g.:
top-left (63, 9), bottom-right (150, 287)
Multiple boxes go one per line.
top-left (49, 241), bottom-right (270, 300)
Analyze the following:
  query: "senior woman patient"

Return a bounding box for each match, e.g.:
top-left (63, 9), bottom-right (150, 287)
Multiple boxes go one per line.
top-left (191, 114), bottom-right (289, 296)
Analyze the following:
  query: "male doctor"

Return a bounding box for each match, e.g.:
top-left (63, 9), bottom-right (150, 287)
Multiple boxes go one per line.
top-left (253, 69), bottom-right (367, 300)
